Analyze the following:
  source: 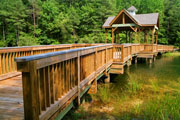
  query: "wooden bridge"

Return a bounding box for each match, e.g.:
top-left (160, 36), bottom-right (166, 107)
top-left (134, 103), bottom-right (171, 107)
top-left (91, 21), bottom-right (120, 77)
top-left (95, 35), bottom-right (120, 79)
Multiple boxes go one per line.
top-left (0, 43), bottom-right (174, 120)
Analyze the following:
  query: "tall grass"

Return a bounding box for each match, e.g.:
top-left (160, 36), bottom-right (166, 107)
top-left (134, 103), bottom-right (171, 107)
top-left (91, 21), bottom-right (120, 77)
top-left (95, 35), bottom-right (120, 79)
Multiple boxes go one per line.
top-left (66, 52), bottom-right (180, 120)
top-left (142, 94), bottom-right (180, 120)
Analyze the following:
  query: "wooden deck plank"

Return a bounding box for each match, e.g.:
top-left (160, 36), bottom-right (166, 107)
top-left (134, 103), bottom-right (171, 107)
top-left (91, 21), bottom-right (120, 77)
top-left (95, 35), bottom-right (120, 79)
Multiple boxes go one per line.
top-left (0, 75), bottom-right (24, 120)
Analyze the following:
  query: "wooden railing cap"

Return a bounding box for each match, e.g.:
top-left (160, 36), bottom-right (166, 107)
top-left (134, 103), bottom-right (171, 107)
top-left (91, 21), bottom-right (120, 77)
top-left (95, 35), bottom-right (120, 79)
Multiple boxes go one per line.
top-left (15, 44), bottom-right (113, 62)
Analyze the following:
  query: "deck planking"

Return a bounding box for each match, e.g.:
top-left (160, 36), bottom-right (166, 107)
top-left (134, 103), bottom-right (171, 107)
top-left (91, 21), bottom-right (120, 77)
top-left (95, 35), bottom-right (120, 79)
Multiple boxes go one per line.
top-left (0, 74), bottom-right (24, 120)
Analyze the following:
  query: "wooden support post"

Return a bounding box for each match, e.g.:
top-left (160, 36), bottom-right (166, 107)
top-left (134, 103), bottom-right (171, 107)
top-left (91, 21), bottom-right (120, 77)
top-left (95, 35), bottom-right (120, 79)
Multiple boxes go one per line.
top-left (129, 31), bottom-right (131, 43)
top-left (19, 61), bottom-right (39, 120)
top-left (138, 29), bottom-right (141, 43)
top-left (147, 31), bottom-right (149, 43)
top-left (77, 51), bottom-right (81, 105)
top-left (121, 45), bottom-right (124, 63)
top-left (0, 55), bottom-right (1, 75)
top-left (88, 79), bottom-right (97, 94)
top-left (135, 57), bottom-right (138, 64)
top-left (105, 29), bottom-right (107, 43)
top-left (105, 73), bottom-right (110, 83)
top-left (149, 58), bottom-right (153, 64)
top-left (112, 28), bottom-right (114, 43)
top-left (154, 57), bottom-right (156, 61)
top-left (126, 31), bottom-right (128, 43)
top-left (156, 31), bottom-right (158, 44)
top-left (152, 29), bottom-right (155, 44)
top-left (127, 59), bottom-right (132, 66)
top-left (135, 31), bottom-right (137, 43)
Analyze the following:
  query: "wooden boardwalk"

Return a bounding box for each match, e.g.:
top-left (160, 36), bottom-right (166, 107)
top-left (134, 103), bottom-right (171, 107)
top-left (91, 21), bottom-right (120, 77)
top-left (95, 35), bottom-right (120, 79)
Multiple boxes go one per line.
top-left (0, 74), bottom-right (23, 120)
top-left (0, 44), bottom-right (175, 120)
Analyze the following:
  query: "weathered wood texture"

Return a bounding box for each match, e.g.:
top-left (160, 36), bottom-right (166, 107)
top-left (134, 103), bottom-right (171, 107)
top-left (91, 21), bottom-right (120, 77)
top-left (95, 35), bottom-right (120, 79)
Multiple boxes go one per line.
top-left (0, 44), bottom-right (107, 80)
top-left (0, 75), bottom-right (23, 120)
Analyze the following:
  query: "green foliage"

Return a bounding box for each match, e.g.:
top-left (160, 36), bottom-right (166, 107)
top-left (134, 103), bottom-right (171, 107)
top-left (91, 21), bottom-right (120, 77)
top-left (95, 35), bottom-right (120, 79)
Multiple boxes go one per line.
top-left (0, 0), bottom-right (179, 46)
top-left (18, 32), bottom-right (39, 46)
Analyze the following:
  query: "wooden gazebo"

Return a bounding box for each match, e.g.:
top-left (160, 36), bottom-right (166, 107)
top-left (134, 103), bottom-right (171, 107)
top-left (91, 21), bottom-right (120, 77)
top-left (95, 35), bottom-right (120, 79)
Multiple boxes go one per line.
top-left (103, 6), bottom-right (159, 44)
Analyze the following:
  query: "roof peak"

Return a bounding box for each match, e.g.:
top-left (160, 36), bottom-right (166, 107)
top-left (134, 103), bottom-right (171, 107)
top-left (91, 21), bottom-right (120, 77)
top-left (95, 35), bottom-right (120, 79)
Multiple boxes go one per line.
top-left (127, 6), bottom-right (138, 12)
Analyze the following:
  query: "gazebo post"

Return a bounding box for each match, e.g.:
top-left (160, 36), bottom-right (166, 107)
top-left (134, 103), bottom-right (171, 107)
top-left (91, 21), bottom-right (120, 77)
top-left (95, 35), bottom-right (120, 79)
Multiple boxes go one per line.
top-left (146, 31), bottom-right (149, 43)
top-left (129, 31), bottom-right (131, 43)
top-left (135, 31), bottom-right (137, 43)
top-left (152, 29), bottom-right (155, 44)
top-left (112, 28), bottom-right (114, 43)
top-left (126, 31), bottom-right (128, 43)
top-left (105, 29), bottom-right (107, 43)
top-left (138, 29), bottom-right (141, 44)
top-left (156, 31), bottom-right (158, 44)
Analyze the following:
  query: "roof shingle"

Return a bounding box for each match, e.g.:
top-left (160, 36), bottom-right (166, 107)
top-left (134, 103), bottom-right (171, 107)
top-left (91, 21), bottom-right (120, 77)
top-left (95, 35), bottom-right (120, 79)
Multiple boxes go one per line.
top-left (102, 10), bottom-right (159, 28)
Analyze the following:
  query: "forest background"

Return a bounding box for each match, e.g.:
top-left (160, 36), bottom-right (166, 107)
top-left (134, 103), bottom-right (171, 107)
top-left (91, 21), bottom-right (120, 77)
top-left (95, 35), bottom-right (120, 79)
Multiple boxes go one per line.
top-left (0, 0), bottom-right (179, 47)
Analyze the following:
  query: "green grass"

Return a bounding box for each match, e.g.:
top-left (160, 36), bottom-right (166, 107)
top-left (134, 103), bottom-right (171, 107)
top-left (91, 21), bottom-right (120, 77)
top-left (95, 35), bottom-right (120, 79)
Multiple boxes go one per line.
top-left (163, 52), bottom-right (180, 57)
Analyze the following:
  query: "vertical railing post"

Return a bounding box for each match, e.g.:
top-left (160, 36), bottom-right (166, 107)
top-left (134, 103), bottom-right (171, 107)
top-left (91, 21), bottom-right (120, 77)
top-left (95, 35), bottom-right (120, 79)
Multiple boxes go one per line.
top-left (17, 61), bottom-right (39, 120)
top-left (0, 54), bottom-right (1, 75)
top-left (77, 51), bottom-right (81, 105)
top-left (121, 45), bottom-right (124, 63)
top-left (105, 46), bottom-right (107, 69)
top-left (31, 50), bottom-right (33, 55)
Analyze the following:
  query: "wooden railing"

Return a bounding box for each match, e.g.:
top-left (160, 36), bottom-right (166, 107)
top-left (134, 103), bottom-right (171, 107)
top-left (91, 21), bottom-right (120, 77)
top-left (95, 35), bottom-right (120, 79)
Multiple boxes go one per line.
top-left (158, 45), bottom-right (174, 52)
top-left (143, 44), bottom-right (157, 52)
top-left (1, 43), bottom-right (174, 77)
top-left (0, 44), bottom-right (106, 77)
top-left (14, 43), bottom-right (175, 120)
top-left (15, 45), bottom-right (113, 120)
top-left (113, 44), bottom-right (144, 63)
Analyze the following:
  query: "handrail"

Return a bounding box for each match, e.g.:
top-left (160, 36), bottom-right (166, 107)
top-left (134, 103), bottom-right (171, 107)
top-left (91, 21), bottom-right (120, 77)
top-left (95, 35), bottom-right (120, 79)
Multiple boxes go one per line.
top-left (0, 43), bottom-right (108, 77)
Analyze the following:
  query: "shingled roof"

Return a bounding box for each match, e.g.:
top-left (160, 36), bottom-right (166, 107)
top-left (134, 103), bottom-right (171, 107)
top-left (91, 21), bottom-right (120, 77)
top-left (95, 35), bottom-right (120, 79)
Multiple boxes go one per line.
top-left (103, 7), bottom-right (159, 28)
top-left (134, 13), bottom-right (159, 25)
top-left (127, 6), bottom-right (138, 12)
top-left (103, 16), bottom-right (115, 28)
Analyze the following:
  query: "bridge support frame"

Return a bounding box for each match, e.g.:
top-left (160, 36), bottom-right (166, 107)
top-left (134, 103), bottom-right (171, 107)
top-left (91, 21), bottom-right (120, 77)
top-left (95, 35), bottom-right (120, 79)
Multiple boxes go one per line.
top-left (104, 72), bottom-right (110, 83)
top-left (88, 79), bottom-right (97, 94)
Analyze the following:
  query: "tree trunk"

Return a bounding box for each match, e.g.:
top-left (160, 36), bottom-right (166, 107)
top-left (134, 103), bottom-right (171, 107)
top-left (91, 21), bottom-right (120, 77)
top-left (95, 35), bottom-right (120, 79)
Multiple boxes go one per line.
top-left (33, 2), bottom-right (36, 38)
top-left (2, 23), bottom-right (5, 41)
top-left (16, 27), bottom-right (19, 46)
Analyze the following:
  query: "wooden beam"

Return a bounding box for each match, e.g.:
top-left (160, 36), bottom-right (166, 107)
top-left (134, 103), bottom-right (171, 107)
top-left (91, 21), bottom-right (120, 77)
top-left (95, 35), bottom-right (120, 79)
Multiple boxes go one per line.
top-left (112, 27), bottom-right (118, 32)
top-left (112, 24), bottom-right (136, 28)
top-left (122, 13), bottom-right (125, 24)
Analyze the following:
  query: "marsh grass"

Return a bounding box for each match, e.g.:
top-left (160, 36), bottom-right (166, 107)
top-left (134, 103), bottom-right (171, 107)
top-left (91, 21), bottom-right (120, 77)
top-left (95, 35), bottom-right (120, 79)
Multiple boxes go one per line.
top-left (163, 52), bottom-right (180, 57)
top-left (65, 53), bottom-right (180, 120)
